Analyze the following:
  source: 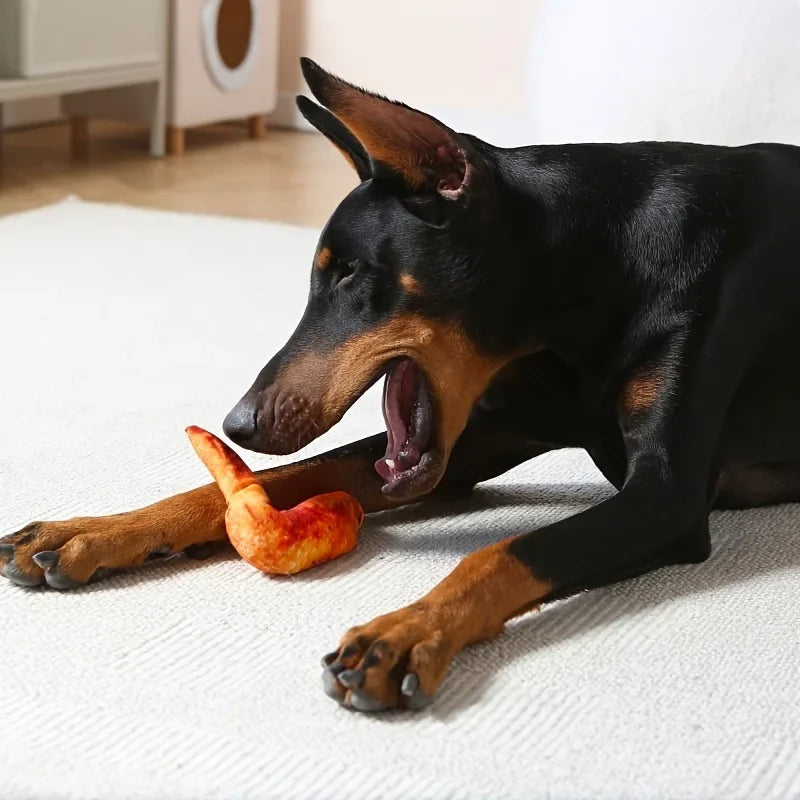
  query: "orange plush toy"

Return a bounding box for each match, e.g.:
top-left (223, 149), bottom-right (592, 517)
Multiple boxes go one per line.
top-left (186, 426), bottom-right (364, 575)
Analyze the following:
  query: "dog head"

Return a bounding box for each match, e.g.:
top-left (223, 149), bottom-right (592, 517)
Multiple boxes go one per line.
top-left (224, 59), bottom-right (524, 502)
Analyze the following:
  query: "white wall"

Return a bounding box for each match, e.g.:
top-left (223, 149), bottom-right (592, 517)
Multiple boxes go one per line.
top-left (527, 0), bottom-right (800, 145)
top-left (282, 0), bottom-right (800, 147)
top-left (273, 0), bottom-right (538, 144)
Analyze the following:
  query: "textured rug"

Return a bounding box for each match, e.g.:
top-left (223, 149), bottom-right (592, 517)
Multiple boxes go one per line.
top-left (1, 199), bottom-right (798, 800)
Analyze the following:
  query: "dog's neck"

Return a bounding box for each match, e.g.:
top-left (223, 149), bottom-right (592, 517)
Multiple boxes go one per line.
top-left (468, 141), bottom-right (634, 369)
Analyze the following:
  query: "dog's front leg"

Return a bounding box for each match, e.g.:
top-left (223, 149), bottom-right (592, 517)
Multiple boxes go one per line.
top-left (321, 480), bottom-right (709, 711)
top-left (0, 403), bottom-right (550, 591)
top-left (322, 324), bottom-right (744, 711)
top-left (0, 434), bottom-right (393, 590)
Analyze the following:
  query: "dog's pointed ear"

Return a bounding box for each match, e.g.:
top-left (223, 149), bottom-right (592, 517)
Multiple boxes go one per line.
top-left (295, 95), bottom-right (371, 181)
top-left (300, 58), bottom-right (483, 200)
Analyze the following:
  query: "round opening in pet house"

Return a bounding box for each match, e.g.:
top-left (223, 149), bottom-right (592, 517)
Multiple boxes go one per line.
top-left (217, 0), bottom-right (253, 69)
top-left (202, 0), bottom-right (261, 92)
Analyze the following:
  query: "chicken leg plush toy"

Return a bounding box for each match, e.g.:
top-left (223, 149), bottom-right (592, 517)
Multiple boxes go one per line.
top-left (185, 426), bottom-right (364, 575)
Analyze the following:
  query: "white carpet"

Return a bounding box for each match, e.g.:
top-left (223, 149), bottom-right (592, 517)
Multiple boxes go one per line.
top-left (1, 199), bottom-right (798, 800)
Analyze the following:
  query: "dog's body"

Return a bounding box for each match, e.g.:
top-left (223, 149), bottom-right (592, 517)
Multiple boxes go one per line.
top-left (4, 60), bottom-right (800, 711)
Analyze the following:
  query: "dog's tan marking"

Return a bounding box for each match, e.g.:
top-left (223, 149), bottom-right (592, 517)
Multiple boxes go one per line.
top-left (276, 315), bottom-right (515, 461)
top-left (620, 370), bottom-right (663, 415)
top-left (1, 440), bottom-right (401, 586)
top-left (332, 539), bottom-right (551, 706)
top-left (423, 538), bottom-right (551, 644)
top-left (3, 486), bottom-right (228, 584)
top-left (315, 246), bottom-right (334, 270)
top-left (399, 273), bottom-right (422, 294)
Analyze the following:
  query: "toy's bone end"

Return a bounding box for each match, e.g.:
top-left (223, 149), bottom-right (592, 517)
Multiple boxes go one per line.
top-left (185, 426), bottom-right (263, 501)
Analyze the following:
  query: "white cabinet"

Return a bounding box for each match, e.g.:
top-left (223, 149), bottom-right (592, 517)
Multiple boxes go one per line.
top-left (0, 0), bottom-right (164, 77)
top-left (0, 0), bottom-right (168, 155)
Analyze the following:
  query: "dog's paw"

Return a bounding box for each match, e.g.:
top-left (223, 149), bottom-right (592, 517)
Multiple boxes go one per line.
top-left (321, 602), bottom-right (456, 712)
top-left (0, 518), bottom-right (171, 590)
top-left (1, 522), bottom-right (59, 587)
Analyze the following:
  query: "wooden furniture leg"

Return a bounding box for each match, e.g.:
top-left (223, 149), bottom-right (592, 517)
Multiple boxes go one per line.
top-left (167, 126), bottom-right (185, 156)
top-left (248, 114), bottom-right (267, 139)
top-left (69, 117), bottom-right (89, 159)
top-left (149, 78), bottom-right (166, 157)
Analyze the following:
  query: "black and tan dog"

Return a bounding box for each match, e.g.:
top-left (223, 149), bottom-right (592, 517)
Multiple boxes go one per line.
top-left (4, 59), bottom-right (800, 712)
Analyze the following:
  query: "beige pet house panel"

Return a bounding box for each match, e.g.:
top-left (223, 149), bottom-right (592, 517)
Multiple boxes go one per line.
top-left (167, 0), bottom-right (279, 154)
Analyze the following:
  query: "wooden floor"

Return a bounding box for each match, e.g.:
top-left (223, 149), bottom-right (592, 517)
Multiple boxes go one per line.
top-left (0, 120), bottom-right (355, 227)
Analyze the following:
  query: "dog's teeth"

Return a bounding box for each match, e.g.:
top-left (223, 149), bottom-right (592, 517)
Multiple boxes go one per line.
top-left (374, 457), bottom-right (395, 481)
top-left (398, 442), bottom-right (422, 468)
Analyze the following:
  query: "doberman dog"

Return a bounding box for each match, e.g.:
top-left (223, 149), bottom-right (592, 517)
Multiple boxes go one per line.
top-left (4, 58), bottom-right (800, 712)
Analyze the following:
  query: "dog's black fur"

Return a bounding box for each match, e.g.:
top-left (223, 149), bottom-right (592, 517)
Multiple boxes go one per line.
top-left (4, 59), bottom-right (800, 711)
top-left (229, 60), bottom-right (800, 577)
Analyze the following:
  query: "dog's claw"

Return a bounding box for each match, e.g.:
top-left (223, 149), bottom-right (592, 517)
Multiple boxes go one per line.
top-left (2, 559), bottom-right (42, 587)
top-left (337, 669), bottom-right (364, 689)
top-left (400, 672), bottom-right (430, 708)
top-left (32, 550), bottom-right (59, 569)
top-left (30, 550), bottom-right (82, 590)
top-left (35, 554), bottom-right (83, 591)
top-left (321, 651), bottom-right (339, 669)
top-left (401, 673), bottom-right (419, 696)
top-left (322, 669), bottom-right (343, 701)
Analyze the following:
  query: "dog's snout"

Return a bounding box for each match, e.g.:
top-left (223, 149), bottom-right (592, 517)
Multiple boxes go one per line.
top-left (222, 399), bottom-right (258, 446)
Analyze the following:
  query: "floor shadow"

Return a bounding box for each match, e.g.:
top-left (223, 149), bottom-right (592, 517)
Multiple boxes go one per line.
top-left (373, 481), bottom-right (617, 524)
top-left (426, 503), bottom-right (800, 719)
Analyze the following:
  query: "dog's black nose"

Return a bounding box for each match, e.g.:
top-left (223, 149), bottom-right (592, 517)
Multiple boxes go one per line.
top-left (222, 399), bottom-right (258, 446)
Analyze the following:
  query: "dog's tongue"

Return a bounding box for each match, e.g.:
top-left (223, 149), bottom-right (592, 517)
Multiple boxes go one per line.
top-left (376, 360), bottom-right (432, 481)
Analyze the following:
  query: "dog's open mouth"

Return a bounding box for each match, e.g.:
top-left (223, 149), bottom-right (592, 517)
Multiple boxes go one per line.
top-left (375, 358), bottom-right (441, 498)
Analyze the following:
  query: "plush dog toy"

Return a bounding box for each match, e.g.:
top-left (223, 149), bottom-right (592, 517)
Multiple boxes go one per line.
top-left (185, 426), bottom-right (364, 575)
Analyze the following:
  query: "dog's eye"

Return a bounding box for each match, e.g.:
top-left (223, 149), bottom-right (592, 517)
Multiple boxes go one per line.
top-left (335, 260), bottom-right (360, 288)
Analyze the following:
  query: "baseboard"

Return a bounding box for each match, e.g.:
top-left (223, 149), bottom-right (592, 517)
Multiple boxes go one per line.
top-left (267, 91), bottom-right (314, 131)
